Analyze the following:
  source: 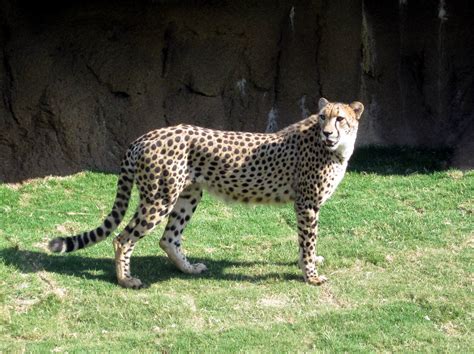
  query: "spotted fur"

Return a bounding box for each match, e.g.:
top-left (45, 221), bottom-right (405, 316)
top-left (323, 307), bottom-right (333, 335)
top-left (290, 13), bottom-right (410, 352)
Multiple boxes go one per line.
top-left (48, 98), bottom-right (364, 288)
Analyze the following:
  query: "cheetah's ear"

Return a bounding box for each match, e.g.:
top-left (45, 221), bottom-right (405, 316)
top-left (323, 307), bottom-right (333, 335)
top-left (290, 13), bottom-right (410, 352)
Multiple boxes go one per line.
top-left (318, 97), bottom-right (329, 111)
top-left (350, 101), bottom-right (364, 120)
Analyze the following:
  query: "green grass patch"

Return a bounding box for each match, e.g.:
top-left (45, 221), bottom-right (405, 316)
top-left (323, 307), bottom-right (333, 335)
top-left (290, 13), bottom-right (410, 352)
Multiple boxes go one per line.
top-left (0, 148), bottom-right (472, 351)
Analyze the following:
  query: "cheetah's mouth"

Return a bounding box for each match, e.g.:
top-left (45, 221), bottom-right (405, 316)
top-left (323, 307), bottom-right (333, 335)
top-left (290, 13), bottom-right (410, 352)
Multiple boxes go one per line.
top-left (324, 139), bottom-right (338, 148)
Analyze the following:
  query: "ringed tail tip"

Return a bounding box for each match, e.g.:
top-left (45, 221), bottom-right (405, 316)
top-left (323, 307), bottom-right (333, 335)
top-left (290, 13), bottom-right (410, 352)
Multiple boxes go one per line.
top-left (48, 237), bottom-right (65, 253)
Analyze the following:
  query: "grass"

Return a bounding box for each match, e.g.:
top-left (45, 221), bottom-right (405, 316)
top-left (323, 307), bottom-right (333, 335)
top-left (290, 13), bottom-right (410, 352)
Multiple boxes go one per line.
top-left (0, 147), bottom-right (472, 352)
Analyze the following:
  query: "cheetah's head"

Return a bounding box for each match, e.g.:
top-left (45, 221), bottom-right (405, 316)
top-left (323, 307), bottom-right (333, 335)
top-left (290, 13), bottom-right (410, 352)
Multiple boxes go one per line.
top-left (317, 98), bottom-right (364, 154)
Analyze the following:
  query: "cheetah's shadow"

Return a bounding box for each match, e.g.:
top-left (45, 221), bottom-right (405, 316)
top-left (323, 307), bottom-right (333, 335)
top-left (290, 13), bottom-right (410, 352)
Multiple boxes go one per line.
top-left (0, 247), bottom-right (301, 286)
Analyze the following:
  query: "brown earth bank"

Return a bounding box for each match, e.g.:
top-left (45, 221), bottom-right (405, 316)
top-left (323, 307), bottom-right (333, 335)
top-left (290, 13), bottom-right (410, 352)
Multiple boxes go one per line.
top-left (0, 0), bottom-right (473, 182)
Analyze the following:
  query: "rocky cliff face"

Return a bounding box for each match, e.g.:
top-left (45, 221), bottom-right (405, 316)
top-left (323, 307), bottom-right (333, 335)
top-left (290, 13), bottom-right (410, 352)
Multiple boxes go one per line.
top-left (1, 0), bottom-right (473, 182)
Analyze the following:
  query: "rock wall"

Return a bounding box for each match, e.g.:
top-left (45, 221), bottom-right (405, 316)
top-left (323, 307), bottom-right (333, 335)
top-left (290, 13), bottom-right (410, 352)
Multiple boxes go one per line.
top-left (1, 0), bottom-right (473, 182)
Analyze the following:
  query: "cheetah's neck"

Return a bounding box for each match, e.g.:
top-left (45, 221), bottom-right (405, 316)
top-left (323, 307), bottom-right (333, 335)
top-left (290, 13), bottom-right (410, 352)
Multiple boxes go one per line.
top-left (329, 132), bottom-right (357, 165)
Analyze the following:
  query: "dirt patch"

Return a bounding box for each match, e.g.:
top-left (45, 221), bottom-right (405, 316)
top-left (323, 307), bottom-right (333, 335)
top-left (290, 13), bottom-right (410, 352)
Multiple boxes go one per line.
top-left (319, 284), bottom-right (351, 309)
top-left (11, 271), bottom-right (67, 314)
top-left (55, 222), bottom-right (82, 236)
top-left (259, 295), bottom-right (289, 308)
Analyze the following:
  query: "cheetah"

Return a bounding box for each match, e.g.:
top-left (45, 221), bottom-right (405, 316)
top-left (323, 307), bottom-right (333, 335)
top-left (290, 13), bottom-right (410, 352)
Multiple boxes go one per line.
top-left (48, 97), bottom-right (364, 289)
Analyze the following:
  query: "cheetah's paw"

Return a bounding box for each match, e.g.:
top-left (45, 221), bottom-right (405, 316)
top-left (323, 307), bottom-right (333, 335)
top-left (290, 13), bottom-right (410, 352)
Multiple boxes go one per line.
top-left (190, 263), bottom-right (208, 274)
top-left (118, 277), bottom-right (144, 289)
top-left (306, 275), bottom-right (328, 286)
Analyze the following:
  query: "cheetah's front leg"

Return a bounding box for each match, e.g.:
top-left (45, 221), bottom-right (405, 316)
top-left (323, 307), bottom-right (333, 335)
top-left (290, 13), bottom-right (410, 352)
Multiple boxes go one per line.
top-left (295, 199), bottom-right (327, 285)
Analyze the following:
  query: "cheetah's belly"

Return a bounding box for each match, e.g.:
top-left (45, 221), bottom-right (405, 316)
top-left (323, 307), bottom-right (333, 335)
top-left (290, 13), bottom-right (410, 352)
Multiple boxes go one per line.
top-left (201, 180), bottom-right (296, 204)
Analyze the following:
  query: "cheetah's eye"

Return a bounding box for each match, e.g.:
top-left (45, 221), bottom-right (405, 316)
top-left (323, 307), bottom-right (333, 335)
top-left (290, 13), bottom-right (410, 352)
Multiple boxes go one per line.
top-left (336, 116), bottom-right (345, 122)
top-left (319, 115), bottom-right (326, 121)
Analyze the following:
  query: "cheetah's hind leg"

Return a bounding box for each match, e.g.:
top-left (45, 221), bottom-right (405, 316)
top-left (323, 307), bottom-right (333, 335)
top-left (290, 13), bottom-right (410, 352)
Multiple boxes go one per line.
top-left (159, 185), bottom-right (207, 274)
top-left (114, 200), bottom-right (171, 289)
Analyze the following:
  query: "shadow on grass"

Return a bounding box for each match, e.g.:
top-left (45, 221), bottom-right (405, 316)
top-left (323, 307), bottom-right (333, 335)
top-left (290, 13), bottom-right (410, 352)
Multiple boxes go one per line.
top-left (0, 247), bottom-right (300, 287)
top-left (349, 146), bottom-right (452, 175)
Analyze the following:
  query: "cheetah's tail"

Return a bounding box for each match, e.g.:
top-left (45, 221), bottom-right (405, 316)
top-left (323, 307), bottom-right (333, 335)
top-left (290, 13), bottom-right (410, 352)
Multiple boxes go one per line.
top-left (48, 163), bottom-right (135, 254)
